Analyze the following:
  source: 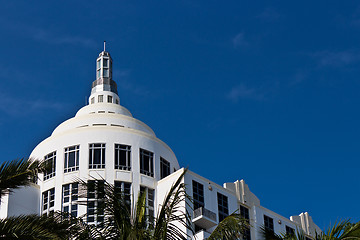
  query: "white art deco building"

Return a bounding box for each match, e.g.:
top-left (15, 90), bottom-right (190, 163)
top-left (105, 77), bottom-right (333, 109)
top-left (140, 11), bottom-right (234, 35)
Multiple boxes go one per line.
top-left (0, 46), bottom-right (321, 240)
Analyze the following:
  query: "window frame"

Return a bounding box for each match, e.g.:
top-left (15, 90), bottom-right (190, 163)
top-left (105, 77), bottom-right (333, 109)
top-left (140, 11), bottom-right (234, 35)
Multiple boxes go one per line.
top-left (192, 180), bottom-right (204, 210)
top-left (114, 144), bottom-right (131, 171)
top-left (160, 157), bottom-right (170, 179)
top-left (264, 215), bottom-right (274, 231)
top-left (64, 145), bottom-right (79, 173)
top-left (87, 180), bottom-right (105, 225)
top-left (42, 188), bottom-right (55, 215)
top-left (62, 183), bottom-right (78, 217)
top-left (44, 151), bottom-right (56, 180)
top-left (89, 143), bottom-right (106, 169)
top-left (217, 192), bottom-right (229, 222)
top-left (139, 149), bottom-right (154, 177)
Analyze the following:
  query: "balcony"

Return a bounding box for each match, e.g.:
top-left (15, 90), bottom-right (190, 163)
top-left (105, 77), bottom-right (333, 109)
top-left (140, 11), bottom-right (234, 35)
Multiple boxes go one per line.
top-left (192, 207), bottom-right (217, 229)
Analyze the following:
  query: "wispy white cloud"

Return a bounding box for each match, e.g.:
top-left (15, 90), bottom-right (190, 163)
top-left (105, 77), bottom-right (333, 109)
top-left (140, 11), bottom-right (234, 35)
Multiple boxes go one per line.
top-left (256, 7), bottom-right (281, 21)
top-left (28, 27), bottom-right (96, 48)
top-left (232, 32), bottom-right (248, 48)
top-left (227, 83), bottom-right (265, 102)
top-left (0, 92), bottom-right (66, 117)
top-left (311, 50), bottom-right (360, 67)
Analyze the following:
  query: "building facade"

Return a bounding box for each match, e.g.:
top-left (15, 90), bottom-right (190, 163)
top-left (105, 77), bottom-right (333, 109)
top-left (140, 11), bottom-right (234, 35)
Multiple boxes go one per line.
top-left (0, 47), bottom-right (321, 239)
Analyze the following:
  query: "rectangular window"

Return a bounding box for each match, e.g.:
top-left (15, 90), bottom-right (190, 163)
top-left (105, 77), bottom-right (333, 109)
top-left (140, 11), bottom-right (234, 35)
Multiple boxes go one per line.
top-left (64, 145), bottom-right (79, 173)
top-left (103, 69), bottom-right (109, 77)
top-left (98, 95), bottom-right (103, 103)
top-left (115, 144), bottom-right (131, 170)
top-left (217, 192), bottom-right (229, 222)
top-left (91, 97), bottom-right (95, 104)
top-left (62, 183), bottom-right (78, 217)
top-left (140, 149), bottom-right (154, 177)
top-left (160, 157), bottom-right (170, 179)
top-left (107, 95), bottom-right (113, 103)
top-left (103, 59), bottom-right (108, 67)
top-left (97, 69), bottom-right (100, 79)
top-left (264, 215), bottom-right (274, 231)
top-left (240, 205), bottom-right (251, 240)
top-left (44, 151), bottom-right (56, 180)
top-left (97, 60), bottom-right (101, 69)
top-left (192, 180), bottom-right (204, 210)
top-left (89, 143), bottom-right (105, 169)
top-left (115, 99), bottom-right (119, 104)
top-left (114, 181), bottom-right (131, 208)
top-left (286, 226), bottom-right (295, 236)
top-left (87, 180), bottom-right (105, 225)
top-left (140, 186), bottom-right (154, 219)
top-left (42, 188), bottom-right (55, 215)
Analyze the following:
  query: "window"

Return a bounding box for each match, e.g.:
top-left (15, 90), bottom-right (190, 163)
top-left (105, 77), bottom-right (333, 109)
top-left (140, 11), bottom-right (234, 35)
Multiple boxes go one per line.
top-left (107, 95), bottom-right (113, 103)
top-left (140, 186), bottom-right (154, 219)
top-left (114, 181), bottom-right (131, 208)
top-left (104, 69), bottom-right (109, 77)
top-left (91, 97), bottom-right (95, 104)
top-left (98, 95), bottom-right (103, 103)
top-left (115, 99), bottom-right (119, 104)
top-left (192, 180), bottom-right (204, 210)
top-left (89, 143), bottom-right (105, 169)
top-left (44, 151), bottom-right (56, 180)
top-left (87, 180), bottom-right (105, 225)
top-left (97, 60), bottom-right (101, 69)
top-left (160, 157), bottom-right (170, 179)
top-left (62, 183), bottom-right (78, 217)
top-left (264, 215), bottom-right (274, 231)
top-left (103, 59), bottom-right (108, 67)
top-left (140, 149), bottom-right (154, 177)
top-left (240, 205), bottom-right (251, 240)
top-left (217, 192), bottom-right (229, 222)
top-left (64, 145), bottom-right (79, 173)
top-left (97, 69), bottom-right (100, 79)
top-left (286, 226), bottom-right (295, 236)
top-left (115, 144), bottom-right (131, 170)
top-left (42, 188), bottom-right (55, 215)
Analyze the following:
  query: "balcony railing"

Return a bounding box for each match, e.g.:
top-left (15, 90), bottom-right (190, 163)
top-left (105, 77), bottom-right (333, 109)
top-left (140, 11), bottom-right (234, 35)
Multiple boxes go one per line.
top-left (193, 207), bottom-right (217, 229)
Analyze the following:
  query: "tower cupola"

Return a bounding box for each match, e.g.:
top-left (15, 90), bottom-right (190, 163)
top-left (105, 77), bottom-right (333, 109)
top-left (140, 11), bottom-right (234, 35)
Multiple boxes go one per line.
top-left (89, 42), bottom-right (120, 105)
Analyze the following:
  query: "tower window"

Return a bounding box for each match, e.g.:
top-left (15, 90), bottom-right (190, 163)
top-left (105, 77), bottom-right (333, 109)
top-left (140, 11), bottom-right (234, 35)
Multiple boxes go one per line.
top-left (140, 149), bottom-right (154, 177)
top-left (103, 59), bottom-right (108, 67)
top-left (160, 157), bottom-right (170, 179)
top-left (62, 183), bottom-right (78, 217)
top-left (98, 95), bottom-right (103, 103)
top-left (64, 145), bottom-right (79, 173)
top-left (264, 215), bottom-right (274, 231)
top-left (107, 96), bottom-right (113, 103)
top-left (115, 144), bottom-right (131, 170)
top-left (91, 97), bottom-right (95, 104)
top-left (87, 180), bottom-right (105, 225)
top-left (104, 69), bottom-right (109, 77)
top-left (115, 99), bottom-right (119, 104)
top-left (44, 151), bottom-right (56, 180)
top-left (192, 180), bottom-right (204, 210)
top-left (217, 192), bottom-right (229, 222)
top-left (97, 60), bottom-right (101, 69)
top-left (97, 69), bottom-right (100, 79)
top-left (42, 188), bottom-right (55, 215)
top-left (89, 143), bottom-right (105, 169)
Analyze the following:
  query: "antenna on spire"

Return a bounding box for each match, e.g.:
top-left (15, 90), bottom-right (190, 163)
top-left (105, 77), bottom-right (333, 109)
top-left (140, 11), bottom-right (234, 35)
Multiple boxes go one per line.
top-left (104, 41), bottom-right (106, 51)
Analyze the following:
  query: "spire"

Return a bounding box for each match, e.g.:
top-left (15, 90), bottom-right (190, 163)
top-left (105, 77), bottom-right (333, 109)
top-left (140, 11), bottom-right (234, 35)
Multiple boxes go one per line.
top-left (88, 43), bottom-right (120, 105)
top-left (91, 42), bottom-right (117, 94)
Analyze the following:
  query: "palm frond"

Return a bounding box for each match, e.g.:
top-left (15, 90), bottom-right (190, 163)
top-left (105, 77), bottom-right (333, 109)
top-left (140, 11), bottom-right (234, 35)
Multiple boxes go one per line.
top-left (208, 212), bottom-right (249, 240)
top-left (0, 158), bottom-right (42, 197)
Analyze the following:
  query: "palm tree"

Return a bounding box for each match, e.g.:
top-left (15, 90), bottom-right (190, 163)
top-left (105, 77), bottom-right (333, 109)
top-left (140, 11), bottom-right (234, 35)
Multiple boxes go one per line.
top-left (79, 169), bottom-right (249, 240)
top-left (0, 158), bottom-right (77, 239)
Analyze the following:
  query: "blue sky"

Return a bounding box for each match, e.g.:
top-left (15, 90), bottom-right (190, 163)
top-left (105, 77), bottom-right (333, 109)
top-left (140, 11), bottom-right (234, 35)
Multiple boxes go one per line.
top-left (1, 0), bottom-right (360, 228)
